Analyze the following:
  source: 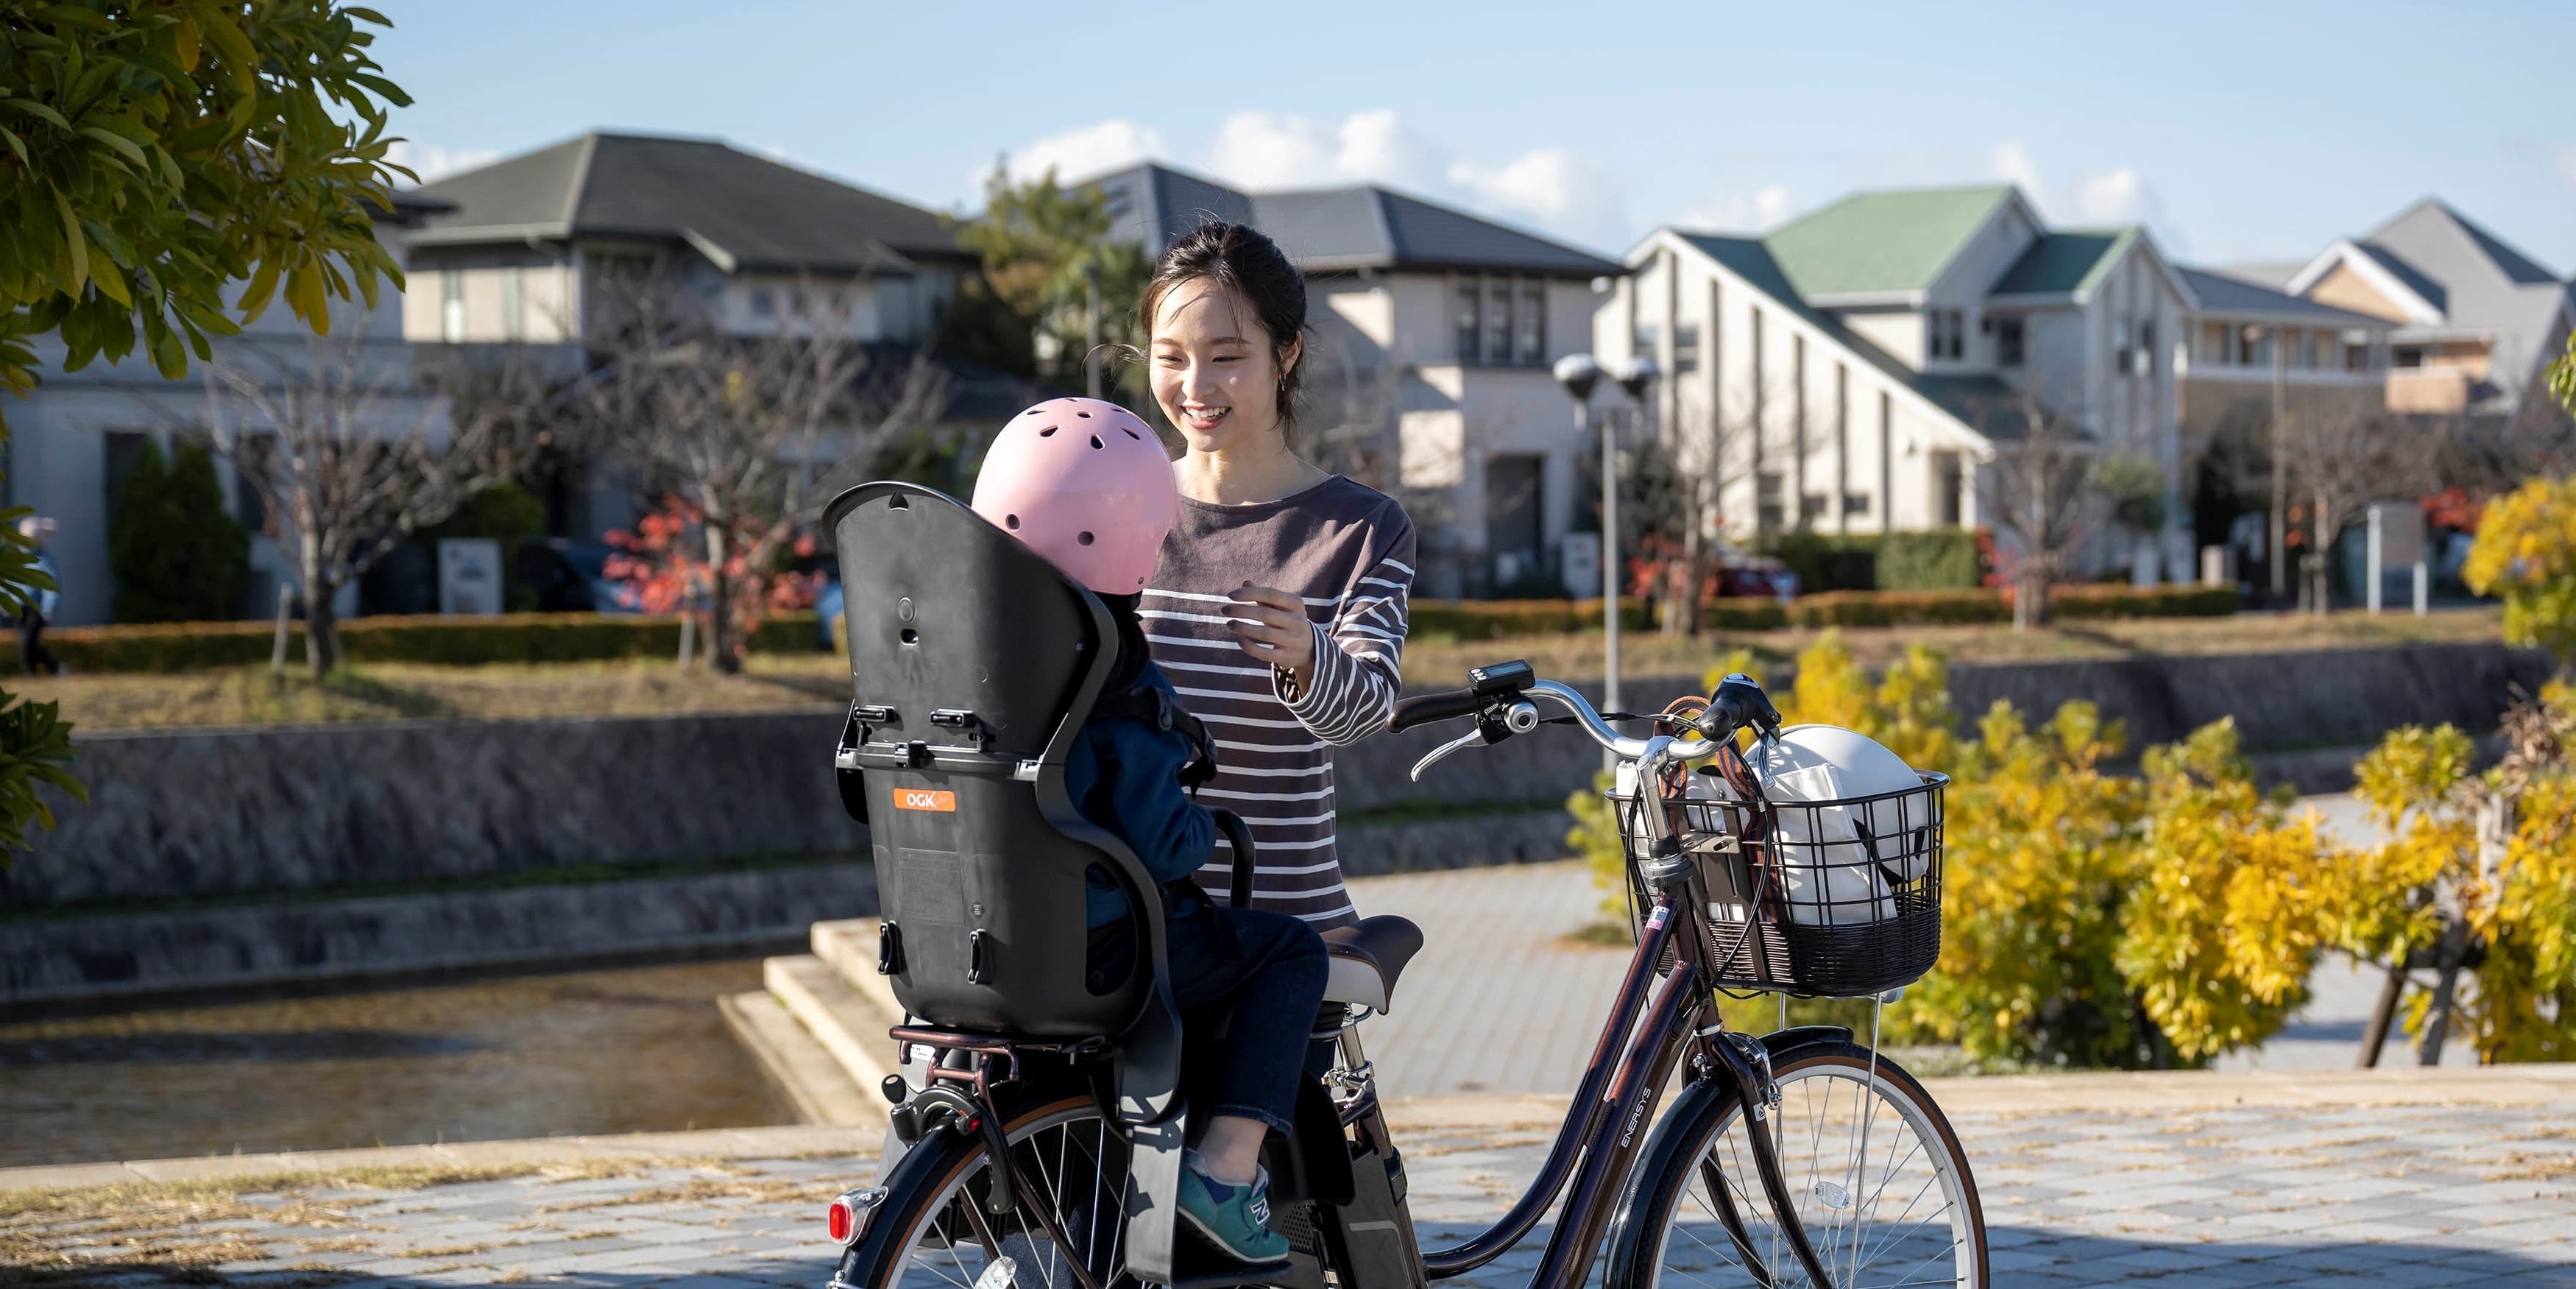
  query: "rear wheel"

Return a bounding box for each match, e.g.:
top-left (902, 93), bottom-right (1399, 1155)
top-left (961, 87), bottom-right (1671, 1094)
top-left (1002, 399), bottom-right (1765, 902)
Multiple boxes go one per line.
top-left (1618, 1042), bottom-right (1986, 1289)
top-left (839, 1092), bottom-right (1140, 1289)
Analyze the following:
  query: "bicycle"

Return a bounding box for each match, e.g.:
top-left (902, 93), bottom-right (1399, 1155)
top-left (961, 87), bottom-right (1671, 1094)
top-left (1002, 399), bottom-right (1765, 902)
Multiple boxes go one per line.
top-left (824, 649), bottom-right (1986, 1289)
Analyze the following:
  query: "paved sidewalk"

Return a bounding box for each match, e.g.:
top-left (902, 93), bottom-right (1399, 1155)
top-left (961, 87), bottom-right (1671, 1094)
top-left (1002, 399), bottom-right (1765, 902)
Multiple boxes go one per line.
top-left (10, 1072), bottom-right (2576, 1287)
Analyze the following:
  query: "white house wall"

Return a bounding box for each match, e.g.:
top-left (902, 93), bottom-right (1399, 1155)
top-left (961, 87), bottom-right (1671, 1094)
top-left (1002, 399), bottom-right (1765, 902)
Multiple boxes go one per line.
top-left (1923, 199), bottom-right (2041, 371)
top-left (1841, 310), bottom-right (1922, 369)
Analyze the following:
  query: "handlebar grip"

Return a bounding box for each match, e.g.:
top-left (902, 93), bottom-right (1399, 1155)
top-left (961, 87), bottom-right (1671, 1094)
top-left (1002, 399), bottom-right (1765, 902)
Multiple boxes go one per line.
top-left (1389, 688), bottom-right (1483, 732)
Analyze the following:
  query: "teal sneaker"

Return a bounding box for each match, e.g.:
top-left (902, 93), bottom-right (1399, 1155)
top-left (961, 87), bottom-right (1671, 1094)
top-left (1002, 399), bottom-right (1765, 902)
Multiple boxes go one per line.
top-left (1177, 1162), bottom-right (1289, 1264)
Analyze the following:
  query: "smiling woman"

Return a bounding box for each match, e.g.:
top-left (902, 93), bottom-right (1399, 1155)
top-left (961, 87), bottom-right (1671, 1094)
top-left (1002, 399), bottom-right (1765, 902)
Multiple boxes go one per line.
top-left (1138, 223), bottom-right (1417, 930)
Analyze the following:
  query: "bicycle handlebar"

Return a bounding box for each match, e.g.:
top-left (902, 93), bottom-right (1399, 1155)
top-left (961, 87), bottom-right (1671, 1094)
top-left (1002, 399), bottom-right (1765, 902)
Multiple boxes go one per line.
top-left (1387, 688), bottom-right (1483, 732)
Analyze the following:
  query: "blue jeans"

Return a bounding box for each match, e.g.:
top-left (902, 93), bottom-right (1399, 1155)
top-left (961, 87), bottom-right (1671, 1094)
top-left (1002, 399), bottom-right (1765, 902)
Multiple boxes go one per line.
top-left (1091, 890), bottom-right (1328, 1137)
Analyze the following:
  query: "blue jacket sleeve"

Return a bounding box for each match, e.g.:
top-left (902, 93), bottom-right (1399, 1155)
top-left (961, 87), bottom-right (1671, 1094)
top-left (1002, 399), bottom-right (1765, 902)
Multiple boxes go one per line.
top-left (1088, 719), bottom-right (1217, 888)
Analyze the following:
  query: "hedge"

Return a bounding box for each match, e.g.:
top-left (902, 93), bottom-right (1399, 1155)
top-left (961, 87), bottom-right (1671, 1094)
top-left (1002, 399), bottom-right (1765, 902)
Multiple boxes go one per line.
top-left (18, 583), bottom-right (2238, 674)
top-left (14, 612), bottom-right (829, 674)
top-left (1763, 530), bottom-right (1985, 593)
top-left (1783, 584), bottom-right (2237, 628)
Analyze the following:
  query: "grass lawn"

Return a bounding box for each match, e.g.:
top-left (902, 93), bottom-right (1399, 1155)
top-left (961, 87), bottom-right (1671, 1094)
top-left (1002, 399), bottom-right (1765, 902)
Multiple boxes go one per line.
top-left (15, 606), bottom-right (2506, 733)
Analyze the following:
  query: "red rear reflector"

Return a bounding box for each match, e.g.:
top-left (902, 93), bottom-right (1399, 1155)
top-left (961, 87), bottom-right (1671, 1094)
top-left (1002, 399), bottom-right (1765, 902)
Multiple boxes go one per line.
top-left (827, 1200), bottom-right (854, 1243)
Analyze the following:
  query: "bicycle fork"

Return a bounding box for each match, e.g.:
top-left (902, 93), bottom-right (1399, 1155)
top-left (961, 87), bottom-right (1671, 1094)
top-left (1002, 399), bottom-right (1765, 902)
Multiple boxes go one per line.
top-left (1695, 1026), bottom-right (1836, 1288)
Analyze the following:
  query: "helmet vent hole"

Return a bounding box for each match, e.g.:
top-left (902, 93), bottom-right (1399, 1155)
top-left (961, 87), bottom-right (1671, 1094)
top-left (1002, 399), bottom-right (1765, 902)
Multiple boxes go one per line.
top-left (1039, 425), bottom-right (1057, 437)
top-left (1078, 531), bottom-right (1095, 546)
top-left (1076, 410), bottom-right (1091, 418)
top-left (900, 629), bottom-right (919, 645)
top-left (886, 495), bottom-right (909, 510)
top-left (1005, 514), bottom-right (1019, 530)
top-left (1089, 434), bottom-right (1103, 449)
top-left (1122, 427), bottom-right (1142, 439)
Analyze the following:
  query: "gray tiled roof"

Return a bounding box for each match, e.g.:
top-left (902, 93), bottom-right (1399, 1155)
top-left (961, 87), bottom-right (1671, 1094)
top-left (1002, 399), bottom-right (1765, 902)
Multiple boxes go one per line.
top-left (1679, 233), bottom-right (2031, 439)
top-left (1078, 162), bottom-right (1620, 278)
top-left (2176, 266), bottom-right (2390, 327)
top-left (411, 133), bottom-right (968, 272)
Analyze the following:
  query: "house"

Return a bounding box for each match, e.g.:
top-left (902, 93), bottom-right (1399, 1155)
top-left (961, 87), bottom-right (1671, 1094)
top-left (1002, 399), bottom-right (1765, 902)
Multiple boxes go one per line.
top-left (2239, 199), bottom-right (2573, 425)
top-left (406, 132), bottom-right (1036, 537)
top-left (1, 192), bottom-right (451, 626)
top-left (1081, 163), bottom-right (1626, 598)
top-left (2172, 266), bottom-right (2393, 443)
top-left (1610, 185), bottom-right (2195, 579)
top-left (405, 132), bottom-right (977, 349)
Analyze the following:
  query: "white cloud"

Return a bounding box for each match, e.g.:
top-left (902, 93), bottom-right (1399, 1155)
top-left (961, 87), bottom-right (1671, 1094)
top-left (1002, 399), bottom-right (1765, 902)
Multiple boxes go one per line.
top-left (386, 140), bottom-right (499, 187)
top-left (985, 119), bottom-right (1169, 188)
top-left (1984, 141), bottom-right (2178, 250)
top-left (1989, 141), bottom-right (2044, 196)
top-left (994, 110), bottom-right (1624, 250)
top-left (2071, 166), bottom-right (2157, 225)
top-left (1682, 183), bottom-right (1794, 232)
top-left (1201, 110), bottom-right (1442, 191)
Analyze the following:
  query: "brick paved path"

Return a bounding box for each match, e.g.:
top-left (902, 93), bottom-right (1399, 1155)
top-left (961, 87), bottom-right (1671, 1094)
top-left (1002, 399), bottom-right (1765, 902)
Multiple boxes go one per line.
top-left (14, 1082), bottom-right (2576, 1288)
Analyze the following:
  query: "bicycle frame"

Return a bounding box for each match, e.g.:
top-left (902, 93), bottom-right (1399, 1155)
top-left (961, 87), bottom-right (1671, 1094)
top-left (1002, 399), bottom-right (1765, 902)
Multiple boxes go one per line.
top-left (1406, 858), bottom-right (1837, 1289)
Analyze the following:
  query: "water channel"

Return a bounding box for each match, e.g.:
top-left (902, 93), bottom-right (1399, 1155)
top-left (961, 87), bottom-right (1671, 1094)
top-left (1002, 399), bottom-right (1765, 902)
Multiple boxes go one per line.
top-left (0, 958), bottom-right (795, 1169)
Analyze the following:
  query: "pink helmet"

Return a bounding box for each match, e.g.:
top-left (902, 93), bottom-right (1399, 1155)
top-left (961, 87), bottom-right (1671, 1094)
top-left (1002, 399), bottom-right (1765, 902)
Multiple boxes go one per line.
top-left (972, 398), bottom-right (1178, 594)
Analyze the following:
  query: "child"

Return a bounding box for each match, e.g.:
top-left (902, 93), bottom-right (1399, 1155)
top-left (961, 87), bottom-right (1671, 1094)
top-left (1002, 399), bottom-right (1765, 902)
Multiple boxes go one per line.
top-left (971, 397), bottom-right (1328, 1265)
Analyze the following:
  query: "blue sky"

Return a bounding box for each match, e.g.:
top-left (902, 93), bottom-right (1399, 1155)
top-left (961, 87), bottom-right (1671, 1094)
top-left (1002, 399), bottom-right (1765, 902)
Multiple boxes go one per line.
top-left (377, 0), bottom-right (2575, 275)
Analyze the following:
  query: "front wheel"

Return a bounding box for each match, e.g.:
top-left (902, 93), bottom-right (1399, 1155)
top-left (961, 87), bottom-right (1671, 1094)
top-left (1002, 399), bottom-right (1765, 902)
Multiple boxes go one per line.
top-left (1613, 1042), bottom-right (1987, 1289)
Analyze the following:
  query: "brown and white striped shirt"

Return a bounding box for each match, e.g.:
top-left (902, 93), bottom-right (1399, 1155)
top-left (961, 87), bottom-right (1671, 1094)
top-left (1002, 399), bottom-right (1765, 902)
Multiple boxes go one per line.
top-left (1145, 476), bottom-right (1415, 930)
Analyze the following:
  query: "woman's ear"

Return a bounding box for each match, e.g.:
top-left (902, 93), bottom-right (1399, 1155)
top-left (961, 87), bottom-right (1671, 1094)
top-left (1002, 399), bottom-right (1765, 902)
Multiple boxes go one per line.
top-left (1278, 336), bottom-right (1303, 381)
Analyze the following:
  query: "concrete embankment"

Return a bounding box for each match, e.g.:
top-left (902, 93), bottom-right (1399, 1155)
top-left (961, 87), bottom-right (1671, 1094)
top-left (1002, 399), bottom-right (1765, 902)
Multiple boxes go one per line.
top-left (7, 640), bottom-right (2544, 1006)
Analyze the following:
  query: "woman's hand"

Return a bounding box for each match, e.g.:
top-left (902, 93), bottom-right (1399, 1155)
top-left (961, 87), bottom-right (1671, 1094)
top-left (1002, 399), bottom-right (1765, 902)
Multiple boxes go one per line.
top-left (1226, 585), bottom-right (1316, 690)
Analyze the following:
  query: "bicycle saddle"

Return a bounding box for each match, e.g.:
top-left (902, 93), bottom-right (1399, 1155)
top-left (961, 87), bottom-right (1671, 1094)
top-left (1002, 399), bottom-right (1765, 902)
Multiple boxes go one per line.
top-left (1320, 915), bottom-right (1426, 1013)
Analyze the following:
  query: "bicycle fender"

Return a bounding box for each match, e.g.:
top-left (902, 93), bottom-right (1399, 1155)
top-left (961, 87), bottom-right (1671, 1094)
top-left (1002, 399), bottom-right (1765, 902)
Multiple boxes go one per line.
top-left (1758, 1024), bottom-right (1853, 1062)
top-left (1601, 1075), bottom-right (1736, 1289)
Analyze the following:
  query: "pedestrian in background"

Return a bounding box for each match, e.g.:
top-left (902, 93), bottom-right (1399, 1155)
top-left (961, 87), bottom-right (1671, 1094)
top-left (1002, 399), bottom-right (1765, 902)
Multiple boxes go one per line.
top-left (17, 515), bottom-right (61, 675)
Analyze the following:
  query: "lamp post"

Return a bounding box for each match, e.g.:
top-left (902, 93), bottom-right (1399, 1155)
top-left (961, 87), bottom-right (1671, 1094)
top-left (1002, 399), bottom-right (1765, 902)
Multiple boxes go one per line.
top-left (1555, 352), bottom-right (1657, 748)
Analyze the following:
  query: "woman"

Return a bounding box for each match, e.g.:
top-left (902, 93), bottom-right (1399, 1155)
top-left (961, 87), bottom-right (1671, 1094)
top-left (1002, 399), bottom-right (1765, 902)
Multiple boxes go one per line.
top-left (1139, 222), bottom-right (1415, 932)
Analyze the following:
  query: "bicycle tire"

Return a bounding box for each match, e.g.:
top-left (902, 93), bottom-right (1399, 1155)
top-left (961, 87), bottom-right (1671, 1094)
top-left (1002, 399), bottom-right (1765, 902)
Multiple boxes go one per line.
top-left (1608, 1042), bottom-right (1988, 1289)
top-left (835, 1089), bottom-right (1144, 1289)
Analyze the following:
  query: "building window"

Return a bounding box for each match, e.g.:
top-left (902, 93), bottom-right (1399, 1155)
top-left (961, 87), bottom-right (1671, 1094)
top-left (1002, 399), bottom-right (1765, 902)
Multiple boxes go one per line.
top-left (1843, 492), bottom-right (1870, 518)
top-left (1933, 451), bottom-right (1963, 527)
top-left (2201, 320), bottom-right (2230, 364)
top-left (2345, 336), bottom-right (2371, 372)
top-left (1518, 283), bottom-right (1546, 366)
top-left (1673, 324), bottom-right (1700, 375)
top-left (1632, 322), bottom-right (1660, 366)
top-left (750, 287), bottom-right (775, 319)
top-left (1995, 316), bottom-right (2024, 367)
top-left (1756, 471), bottom-right (1785, 532)
top-left (1485, 280), bottom-right (1514, 367)
top-left (440, 269), bottom-right (464, 343)
top-left (1928, 308), bottom-right (1965, 361)
top-left (1455, 280), bottom-right (1481, 364)
top-left (2234, 325), bottom-right (2268, 367)
top-left (2137, 322), bottom-right (2156, 377)
top-left (1801, 493), bottom-right (1830, 524)
top-left (2282, 327), bottom-right (2307, 369)
top-left (500, 267), bottom-right (525, 342)
top-left (2392, 345), bottom-right (2424, 369)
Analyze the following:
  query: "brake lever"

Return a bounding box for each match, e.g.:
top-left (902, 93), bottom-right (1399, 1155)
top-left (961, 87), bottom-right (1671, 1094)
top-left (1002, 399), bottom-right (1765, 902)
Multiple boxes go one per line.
top-left (1409, 725), bottom-right (1488, 782)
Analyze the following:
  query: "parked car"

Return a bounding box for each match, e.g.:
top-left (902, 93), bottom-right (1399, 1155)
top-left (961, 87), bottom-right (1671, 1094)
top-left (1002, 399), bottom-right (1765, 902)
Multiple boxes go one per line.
top-left (514, 539), bottom-right (644, 614)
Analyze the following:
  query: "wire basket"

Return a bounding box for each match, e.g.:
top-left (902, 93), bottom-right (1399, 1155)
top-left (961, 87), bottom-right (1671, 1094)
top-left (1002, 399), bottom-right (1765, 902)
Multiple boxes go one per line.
top-left (1610, 770), bottom-right (1946, 997)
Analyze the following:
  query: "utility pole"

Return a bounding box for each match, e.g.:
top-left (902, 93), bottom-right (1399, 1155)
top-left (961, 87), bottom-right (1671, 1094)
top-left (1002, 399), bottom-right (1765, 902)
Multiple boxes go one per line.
top-left (2268, 325), bottom-right (2287, 601)
top-left (1083, 262), bottom-right (1103, 399)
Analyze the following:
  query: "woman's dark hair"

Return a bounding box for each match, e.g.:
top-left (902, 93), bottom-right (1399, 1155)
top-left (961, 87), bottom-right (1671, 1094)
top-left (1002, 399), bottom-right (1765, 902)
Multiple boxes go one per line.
top-left (1137, 222), bottom-right (1308, 429)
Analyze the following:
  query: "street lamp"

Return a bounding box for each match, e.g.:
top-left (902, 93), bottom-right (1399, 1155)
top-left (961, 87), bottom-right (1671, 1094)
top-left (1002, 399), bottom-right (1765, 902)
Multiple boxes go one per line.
top-left (1555, 351), bottom-right (1657, 744)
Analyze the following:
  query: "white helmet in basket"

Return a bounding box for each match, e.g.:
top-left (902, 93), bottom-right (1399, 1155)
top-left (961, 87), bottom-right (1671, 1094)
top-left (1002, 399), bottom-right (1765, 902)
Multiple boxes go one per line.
top-left (1745, 725), bottom-right (1934, 926)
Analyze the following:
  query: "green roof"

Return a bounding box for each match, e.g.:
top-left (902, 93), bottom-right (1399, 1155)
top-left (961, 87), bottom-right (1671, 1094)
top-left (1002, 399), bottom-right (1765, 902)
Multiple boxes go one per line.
top-left (1990, 228), bottom-right (2140, 297)
top-left (1761, 185), bottom-right (2016, 298)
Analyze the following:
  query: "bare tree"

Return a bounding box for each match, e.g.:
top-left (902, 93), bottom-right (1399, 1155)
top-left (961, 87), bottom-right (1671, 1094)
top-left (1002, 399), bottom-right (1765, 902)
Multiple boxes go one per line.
top-left (1632, 370), bottom-right (1807, 634)
top-left (186, 329), bottom-right (545, 677)
top-left (1970, 387), bottom-right (2103, 629)
top-left (573, 268), bottom-right (950, 672)
top-left (2276, 392), bottom-right (2438, 613)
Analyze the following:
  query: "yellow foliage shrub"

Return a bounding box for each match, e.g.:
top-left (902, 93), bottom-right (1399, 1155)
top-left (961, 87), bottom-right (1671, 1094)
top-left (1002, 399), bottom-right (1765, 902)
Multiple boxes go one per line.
top-left (2464, 473), bottom-right (2576, 665)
